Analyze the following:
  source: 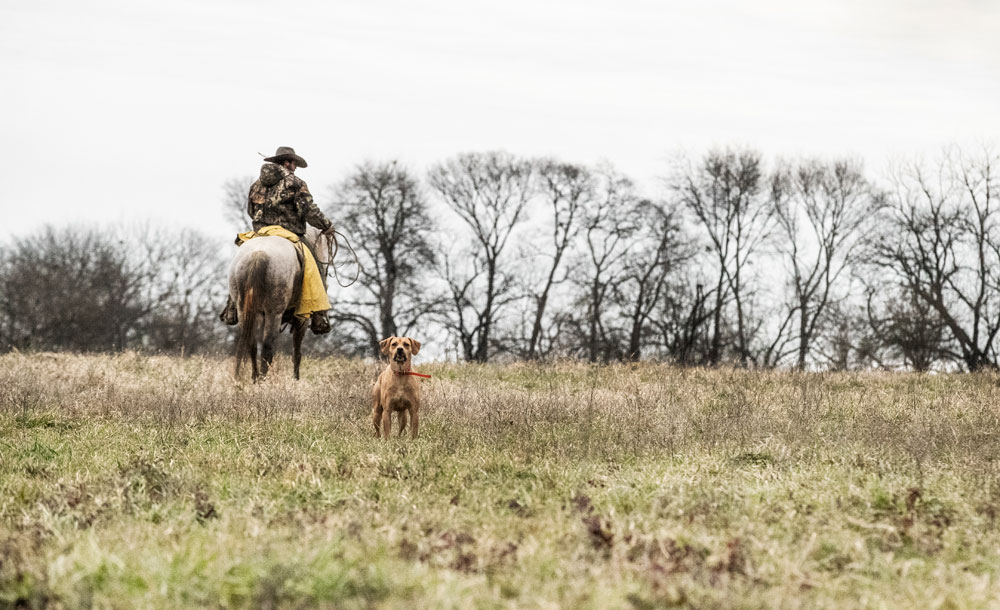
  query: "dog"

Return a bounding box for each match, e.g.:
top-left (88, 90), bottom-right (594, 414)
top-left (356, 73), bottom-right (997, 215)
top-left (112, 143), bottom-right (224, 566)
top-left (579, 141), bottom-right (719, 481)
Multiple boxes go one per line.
top-left (371, 336), bottom-right (425, 439)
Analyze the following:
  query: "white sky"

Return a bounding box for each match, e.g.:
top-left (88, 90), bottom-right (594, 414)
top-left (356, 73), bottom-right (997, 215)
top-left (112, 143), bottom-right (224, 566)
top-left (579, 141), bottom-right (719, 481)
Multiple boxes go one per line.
top-left (2, 0), bottom-right (998, 240)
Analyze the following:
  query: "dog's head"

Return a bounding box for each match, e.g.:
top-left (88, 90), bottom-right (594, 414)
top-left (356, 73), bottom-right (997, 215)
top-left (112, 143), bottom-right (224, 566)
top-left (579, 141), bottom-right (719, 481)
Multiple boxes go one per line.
top-left (379, 336), bottom-right (421, 366)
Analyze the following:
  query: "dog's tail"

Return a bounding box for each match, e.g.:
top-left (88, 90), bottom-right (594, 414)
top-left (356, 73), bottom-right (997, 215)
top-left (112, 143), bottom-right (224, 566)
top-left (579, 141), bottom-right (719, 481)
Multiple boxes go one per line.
top-left (234, 251), bottom-right (268, 378)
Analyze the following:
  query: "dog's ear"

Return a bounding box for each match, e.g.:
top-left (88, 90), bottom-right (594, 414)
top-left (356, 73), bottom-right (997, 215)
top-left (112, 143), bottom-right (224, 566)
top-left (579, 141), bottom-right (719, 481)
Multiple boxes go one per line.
top-left (379, 337), bottom-right (393, 355)
top-left (409, 338), bottom-right (421, 355)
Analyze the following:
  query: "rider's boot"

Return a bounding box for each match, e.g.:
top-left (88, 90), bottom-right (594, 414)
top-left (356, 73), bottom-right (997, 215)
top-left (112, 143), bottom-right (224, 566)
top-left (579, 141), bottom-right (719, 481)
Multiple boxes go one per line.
top-left (310, 310), bottom-right (331, 335)
top-left (219, 296), bottom-right (238, 326)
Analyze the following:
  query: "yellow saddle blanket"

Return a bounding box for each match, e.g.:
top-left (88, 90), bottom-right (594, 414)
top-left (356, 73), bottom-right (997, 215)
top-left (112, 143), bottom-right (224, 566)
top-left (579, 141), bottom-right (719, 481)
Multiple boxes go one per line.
top-left (236, 225), bottom-right (331, 318)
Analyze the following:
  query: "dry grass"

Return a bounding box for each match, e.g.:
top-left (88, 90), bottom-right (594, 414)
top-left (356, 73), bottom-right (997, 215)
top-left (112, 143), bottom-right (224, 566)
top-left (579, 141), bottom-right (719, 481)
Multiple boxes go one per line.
top-left (2, 351), bottom-right (1000, 609)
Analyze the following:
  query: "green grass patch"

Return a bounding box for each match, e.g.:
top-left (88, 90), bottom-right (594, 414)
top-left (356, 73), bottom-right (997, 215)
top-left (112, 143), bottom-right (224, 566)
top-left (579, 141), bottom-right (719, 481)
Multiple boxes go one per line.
top-left (1, 353), bottom-right (999, 608)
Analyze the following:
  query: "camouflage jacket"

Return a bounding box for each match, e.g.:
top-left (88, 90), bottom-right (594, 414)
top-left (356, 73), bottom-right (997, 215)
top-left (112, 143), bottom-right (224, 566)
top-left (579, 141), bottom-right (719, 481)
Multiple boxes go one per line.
top-left (247, 164), bottom-right (332, 236)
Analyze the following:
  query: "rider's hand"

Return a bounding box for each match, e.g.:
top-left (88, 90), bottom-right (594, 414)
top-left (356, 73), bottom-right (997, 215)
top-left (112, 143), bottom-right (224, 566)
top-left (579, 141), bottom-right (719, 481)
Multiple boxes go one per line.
top-left (322, 225), bottom-right (336, 236)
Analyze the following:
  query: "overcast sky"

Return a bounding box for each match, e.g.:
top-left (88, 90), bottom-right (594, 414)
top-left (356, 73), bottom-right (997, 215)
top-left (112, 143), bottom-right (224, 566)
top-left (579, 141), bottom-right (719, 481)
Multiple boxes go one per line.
top-left (2, 0), bottom-right (998, 239)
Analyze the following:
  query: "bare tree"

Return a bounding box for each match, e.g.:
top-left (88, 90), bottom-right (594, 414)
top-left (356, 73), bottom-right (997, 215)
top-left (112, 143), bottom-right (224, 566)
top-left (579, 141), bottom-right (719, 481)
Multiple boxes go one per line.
top-left (329, 161), bottom-right (439, 355)
top-left (613, 201), bottom-right (695, 360)
top-left (222, 176), bottom-right (255, 232)
top-left (770, 159), bottom-right (883, 368)
top-left (520, 159), bottom-right (593, 359)
top-left (131, 225), bottom-right (227, 354)
top-left (861, 286), bottom-right (948, 371)
top-left (429, 152), bottom-right (533, 362)
top-left (569, 166), bottom-right (641, 362)
top-left (0, 224), bottom-right (232, 354)
top-left (0, 225), bottom-right (153, 352)
top-left (651, 277), bottom-right (717, 365)
top-left (869, 146), bottom-right (1000, 371)
top-left (673, 149), bottom-right (775, 365)
top-left (809, 301), bottom-right (870, 370)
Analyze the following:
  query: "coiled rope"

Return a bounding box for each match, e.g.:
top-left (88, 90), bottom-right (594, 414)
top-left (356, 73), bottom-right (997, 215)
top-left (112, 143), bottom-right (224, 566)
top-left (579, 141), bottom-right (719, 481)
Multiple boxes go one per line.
top-left (319, 229), bottom-right (360, 288)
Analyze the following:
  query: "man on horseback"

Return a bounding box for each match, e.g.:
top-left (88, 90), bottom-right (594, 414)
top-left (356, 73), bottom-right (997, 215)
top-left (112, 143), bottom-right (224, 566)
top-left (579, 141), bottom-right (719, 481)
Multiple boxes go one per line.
top-left (220, 146), bottom-right (335, 335)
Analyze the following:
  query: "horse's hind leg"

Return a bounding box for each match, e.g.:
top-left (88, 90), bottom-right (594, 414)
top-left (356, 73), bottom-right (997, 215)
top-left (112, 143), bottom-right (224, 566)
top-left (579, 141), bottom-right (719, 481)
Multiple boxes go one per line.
top-left (260, 314), bottom-right (282, 379)
top-left (250, 342), bottom-right (259, 382)
top-left (250, 313), bottom-right (263, 382)
top-left (292, 318), bottom-right (307, 380)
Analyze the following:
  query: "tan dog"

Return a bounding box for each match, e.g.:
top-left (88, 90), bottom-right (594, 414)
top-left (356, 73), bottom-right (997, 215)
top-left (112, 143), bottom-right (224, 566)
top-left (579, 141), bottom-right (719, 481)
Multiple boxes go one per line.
top-left (371, 336), bottom-right (424, 439)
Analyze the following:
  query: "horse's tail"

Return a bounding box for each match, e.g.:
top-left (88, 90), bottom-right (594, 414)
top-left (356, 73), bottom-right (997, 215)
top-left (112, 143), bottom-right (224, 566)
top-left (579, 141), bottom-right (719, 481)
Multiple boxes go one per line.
top-left (235, 251), bottom-right (268, 378)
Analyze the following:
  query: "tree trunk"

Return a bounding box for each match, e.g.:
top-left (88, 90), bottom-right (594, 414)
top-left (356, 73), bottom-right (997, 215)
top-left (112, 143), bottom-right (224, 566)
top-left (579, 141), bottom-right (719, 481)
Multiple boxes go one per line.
top-left (475, 259), bottom-right (497, 363)
top-left (708, 275), bottom-right (725, 365)
top-left (380, 275), bottom-right (397, 340)
top-left (797, 299), bottom-right (809, 370)
top-left (527, 266), bottom-right (559, 359)
top-left (588, 278), bottom-right (602, 363)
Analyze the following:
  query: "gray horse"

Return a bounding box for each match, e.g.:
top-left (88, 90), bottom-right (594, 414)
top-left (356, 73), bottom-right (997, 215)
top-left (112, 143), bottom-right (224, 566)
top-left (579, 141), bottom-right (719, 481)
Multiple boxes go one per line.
top-left (228, 228), bottom-right (329, 381)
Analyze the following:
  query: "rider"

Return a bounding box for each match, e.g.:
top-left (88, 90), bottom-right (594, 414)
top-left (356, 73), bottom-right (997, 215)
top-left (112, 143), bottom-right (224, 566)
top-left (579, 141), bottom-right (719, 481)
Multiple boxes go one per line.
top-left (220, 146), bottom-right (335, 335)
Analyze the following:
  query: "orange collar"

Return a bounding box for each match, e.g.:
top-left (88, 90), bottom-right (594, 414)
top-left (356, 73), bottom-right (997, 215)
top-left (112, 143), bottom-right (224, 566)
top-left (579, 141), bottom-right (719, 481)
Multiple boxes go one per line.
top-left (393, 370), bottom-right (431, 378)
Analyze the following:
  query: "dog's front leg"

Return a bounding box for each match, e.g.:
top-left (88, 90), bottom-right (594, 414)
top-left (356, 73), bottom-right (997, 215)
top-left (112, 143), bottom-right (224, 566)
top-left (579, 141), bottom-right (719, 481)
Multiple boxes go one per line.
top-left (410, 404), bottom-right (419, 439)
top-left (381, 408), bottom-right (392, 440)
top-left (372, 403), bottom-right (383, 438)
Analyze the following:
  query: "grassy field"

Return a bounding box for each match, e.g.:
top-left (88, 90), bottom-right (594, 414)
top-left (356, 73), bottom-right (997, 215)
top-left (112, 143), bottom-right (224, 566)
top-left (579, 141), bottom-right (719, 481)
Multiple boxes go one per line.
top-left (2, 352), bottom-right (1000, 609)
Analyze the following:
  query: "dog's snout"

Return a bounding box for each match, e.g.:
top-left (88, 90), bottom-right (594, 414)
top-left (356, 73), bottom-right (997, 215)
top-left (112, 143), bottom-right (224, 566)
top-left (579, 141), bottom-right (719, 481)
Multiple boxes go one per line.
top-left (396, 347), bottom-right (404, 353)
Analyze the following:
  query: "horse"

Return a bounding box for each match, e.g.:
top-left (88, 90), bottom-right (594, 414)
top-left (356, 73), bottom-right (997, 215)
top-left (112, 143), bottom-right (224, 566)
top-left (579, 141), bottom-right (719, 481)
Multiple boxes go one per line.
top-left (228, 227), bottom-right (331, 382)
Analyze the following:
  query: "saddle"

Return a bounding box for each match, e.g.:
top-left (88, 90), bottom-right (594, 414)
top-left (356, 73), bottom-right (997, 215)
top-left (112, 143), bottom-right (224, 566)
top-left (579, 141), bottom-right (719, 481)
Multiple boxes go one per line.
top-left (236, 225), bottom-right (331, 327)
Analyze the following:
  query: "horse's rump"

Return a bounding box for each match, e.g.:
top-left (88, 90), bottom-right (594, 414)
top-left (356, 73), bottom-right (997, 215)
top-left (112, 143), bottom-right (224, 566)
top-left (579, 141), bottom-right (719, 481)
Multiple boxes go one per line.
top-left (234, 251), bottom-right (268, 375)
top-left (229, 236), bottom-right (301, 379)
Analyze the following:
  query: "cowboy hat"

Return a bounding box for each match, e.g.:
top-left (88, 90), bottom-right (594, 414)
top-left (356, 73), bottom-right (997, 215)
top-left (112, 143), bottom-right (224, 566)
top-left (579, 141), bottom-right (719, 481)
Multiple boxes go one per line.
top-left (263, 146), bottom-right (308, 168)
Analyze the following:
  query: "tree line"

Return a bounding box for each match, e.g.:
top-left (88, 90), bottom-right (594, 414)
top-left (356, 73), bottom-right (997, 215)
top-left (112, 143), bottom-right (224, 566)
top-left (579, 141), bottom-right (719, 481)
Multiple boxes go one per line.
top-left (2, 145), bottom-right (997, 371)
